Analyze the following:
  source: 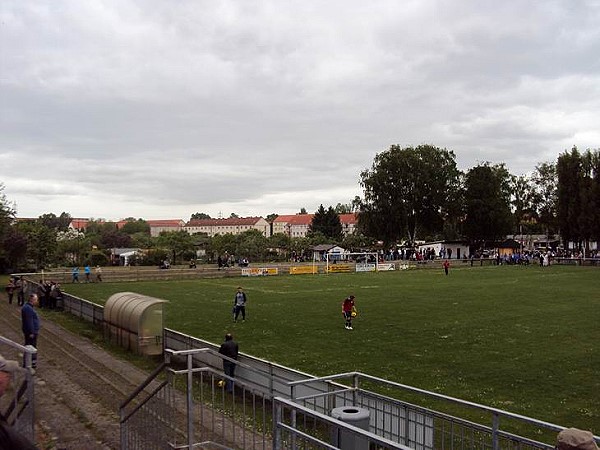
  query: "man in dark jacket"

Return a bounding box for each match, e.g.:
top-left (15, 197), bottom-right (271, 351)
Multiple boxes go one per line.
top-left (233, 287), bottom-right (247, 322)
top-left (218, 333), bottom-right (238, 392)
top-left (21, 294), bottom-right (40, 369)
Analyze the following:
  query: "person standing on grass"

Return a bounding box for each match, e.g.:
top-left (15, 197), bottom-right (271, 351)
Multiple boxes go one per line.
top-left (72, 266), bottom-right (79, 283)
top-left (21, 294), bottom-right (40, 369)
top-left (84, 264), bottom-right (91, 282)
top-left (233, 287), bottom-right (247, 322)
top-left (443, 259), bottom-right (450, 275)
top-left (218, 333), bottom-right (238, 392)
top-left (4, 279), bottom-right (15, 305)
top-left (95, 266), bottom-right (103, 282)
top-left (16, 276), bottom-right (26, 306)
top-left (342, 295), bottom-right (356, 330)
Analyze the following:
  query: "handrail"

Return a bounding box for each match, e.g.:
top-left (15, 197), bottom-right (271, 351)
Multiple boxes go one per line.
top-left (287, 371), bottom-right (600, 443)
top-left (119, 362), bottom-right (166, 410)
top-left (120, 380), bottom-right (169, 424)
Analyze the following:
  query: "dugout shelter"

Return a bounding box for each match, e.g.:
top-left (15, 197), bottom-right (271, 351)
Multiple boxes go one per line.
top-left (103, 292), bottom-right (167, 355)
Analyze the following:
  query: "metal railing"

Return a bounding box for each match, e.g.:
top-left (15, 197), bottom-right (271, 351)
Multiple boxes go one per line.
top-left (0, 336), bottom-right (37, 442)
top-left (120, 348), bottom-right (275, 450)
top-left (284, 372), bottom-right (600, 450)
top-left (120, 353), bottom-right (600, 450)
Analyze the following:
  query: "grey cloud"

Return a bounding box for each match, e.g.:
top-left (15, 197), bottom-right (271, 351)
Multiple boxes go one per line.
top-left (1, 0), bottom-right (599, 219)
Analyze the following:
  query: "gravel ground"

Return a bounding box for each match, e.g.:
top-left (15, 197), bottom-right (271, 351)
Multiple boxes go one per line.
top-left (0, 296), bottom-right (153, 450)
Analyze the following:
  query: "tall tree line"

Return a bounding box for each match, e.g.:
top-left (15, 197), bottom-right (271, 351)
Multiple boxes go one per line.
top-left (358, 144), bottom-right (600, 251)
top-left (557, 147), bottom-right (600, 251)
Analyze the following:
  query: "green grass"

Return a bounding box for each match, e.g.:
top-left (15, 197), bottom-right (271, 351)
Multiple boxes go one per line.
top-left (64, 265), bottom-right (600, 431)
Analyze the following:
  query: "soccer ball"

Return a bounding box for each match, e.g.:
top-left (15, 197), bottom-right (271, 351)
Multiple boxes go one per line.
top-left (217, 380), bottom-right (225, 388)
top-left (351, 311), bottom-right (357, 318)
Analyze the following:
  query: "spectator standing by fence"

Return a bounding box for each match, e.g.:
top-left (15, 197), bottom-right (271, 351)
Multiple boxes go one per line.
top-left (21, 294), bottom-right (40, 369)
top-left (16, 277), bottom-right (26, 306)
top-left (4, 279), bottom-right (15, 305)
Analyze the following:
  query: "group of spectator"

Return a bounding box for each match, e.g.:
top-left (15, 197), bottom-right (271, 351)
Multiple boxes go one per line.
top-left (4, 276), bottom-right (26, 306)
top-left (217, 254), bottom-right (248, 269)
top-left (35, 280), bottom-right (63, 310)
top-left (72, 265), bottom-right (103, 282)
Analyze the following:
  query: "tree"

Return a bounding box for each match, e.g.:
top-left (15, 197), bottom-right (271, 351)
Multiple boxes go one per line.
top-left (359, 144), bottom-right (462, 246)
top-left (101, 229), bottom-right (132, 249)
top-left (2, 228), bottom-right (28, 269)
top-left (557, 147), bottom-right (600, 253)
top-left (557, 147), bottom-right (583, 248)
top-left (209, 233), bottom-right (238, 258)
top-left (531, 162), bottom-right (558, 238)
top-left (290, 237), bottom-right (312, 260)
top-left (334, 203), bottom-right (352, 214)
top-left (0, 184), bottom-right (16, 270)
top-left (590, 150), bottom-right (600, 246)
top-left (55, 228), bottom-right (87, 265)
top-left (130, 232), bottom-right (154, 249)
top-left (268, 233), bottom-right (292, 260)
top-left (38, 212), bottom-right (72, 231)
top-left (341, 232), bottom-right (372, 252)
top-left (351, 196), bottom-right (362, 213)
top-left (121, 219), bottom-right (150, 235)
top-left (309, 205), bottom-right (342, 240)
top-left (190, 212), bottom-right (211, 220)
top-left (237, 229), bottom-right (268, 260)
top-left (156, 230), bottom-right (196, 264)
top-left (463, 163), bottom-right (513, 249)
top-left (510, 174), bottom-right (538, 236)
top-left (18, 222), bottom-right (57, 269)
top-left (299, 208), bottom-right (307, 214)
top-left (266, 213), bottom-right (278, 223)
top-left (229, 213), bottom-right (239, 219)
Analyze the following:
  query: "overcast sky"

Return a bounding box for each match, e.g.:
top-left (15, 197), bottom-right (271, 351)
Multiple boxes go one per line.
top-left (1, 1), bottom-right (599, 221)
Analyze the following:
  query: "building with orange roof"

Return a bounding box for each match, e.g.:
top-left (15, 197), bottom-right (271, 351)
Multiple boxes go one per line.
top-left (272, 214), bottom-right (302, 236)
top-left (272, 213), bottom-right (358, 238)
top-left (68, 218), bottom-right (91, 231)
top-left (185, 217), bottom-right (270, 237)
top-left (147, 219), bottom-right (185, 237)
top-left (338, 213), bottom-right (358, 235)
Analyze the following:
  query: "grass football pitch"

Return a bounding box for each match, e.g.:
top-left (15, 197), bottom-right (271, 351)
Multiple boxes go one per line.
top-left (65, 264), bottom-right (599, 431)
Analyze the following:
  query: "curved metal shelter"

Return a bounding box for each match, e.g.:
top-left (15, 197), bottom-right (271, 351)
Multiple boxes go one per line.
top-left (104, 292), bottom-right (167, 355)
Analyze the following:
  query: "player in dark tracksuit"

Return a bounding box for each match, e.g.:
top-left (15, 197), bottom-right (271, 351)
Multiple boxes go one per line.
top-left (218, 333), bottom-right (238, 392)
top-left (233, 287), bottom-right (247, 322)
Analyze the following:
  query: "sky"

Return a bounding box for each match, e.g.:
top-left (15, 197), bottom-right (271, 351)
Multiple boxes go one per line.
top-left (1, 1), bottom-right (599, 221)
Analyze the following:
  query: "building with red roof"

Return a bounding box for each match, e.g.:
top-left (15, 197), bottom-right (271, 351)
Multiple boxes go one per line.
top-left (68, 218), bottom-right (91, 231)
top-left (185, 217), bottom-right (270, 237)
top-left (272, 213), bottom-right (358, 238)
top-left (147, 219), bottom-right (185, 237)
